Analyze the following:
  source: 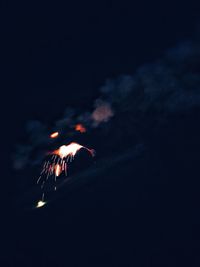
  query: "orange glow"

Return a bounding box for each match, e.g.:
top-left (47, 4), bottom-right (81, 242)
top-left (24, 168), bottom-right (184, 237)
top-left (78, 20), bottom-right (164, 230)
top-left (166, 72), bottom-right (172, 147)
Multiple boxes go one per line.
top-left (36, 141), bottom-right (95, 200)
top-left (75, 124), bottom-right (86, 133)
top-left (50, 132), bottom-right (59, 139)
top-left (54, 142), bottom-right (83, 159)
top-left (55, 164), bottom-right (61, 177)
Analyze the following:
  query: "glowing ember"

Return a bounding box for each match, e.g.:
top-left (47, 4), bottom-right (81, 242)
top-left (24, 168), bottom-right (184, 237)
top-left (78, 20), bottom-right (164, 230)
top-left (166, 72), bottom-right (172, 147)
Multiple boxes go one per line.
top-left (55, 164), bottom-right (61, 177)
top-left (75, 123), bottom-right (86, 133)
top-left (36, 200), bottom-right (46, 208)
top-left (50, 132), bottom-right (59, 139)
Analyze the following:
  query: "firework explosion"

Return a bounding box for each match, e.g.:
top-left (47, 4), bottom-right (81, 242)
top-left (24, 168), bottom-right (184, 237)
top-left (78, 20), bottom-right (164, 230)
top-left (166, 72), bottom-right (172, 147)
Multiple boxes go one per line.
top-left (15, 39), bottom-right (200, 210)
top-left (36, 142), bottom-right (95, 207)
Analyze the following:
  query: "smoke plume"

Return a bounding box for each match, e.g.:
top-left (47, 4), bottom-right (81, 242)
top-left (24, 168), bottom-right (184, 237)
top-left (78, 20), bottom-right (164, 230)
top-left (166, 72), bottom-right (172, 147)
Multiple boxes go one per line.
top-left (13, 36), bottom-right (200, 170)
top-left (91, 100), bottom-right (114, 127)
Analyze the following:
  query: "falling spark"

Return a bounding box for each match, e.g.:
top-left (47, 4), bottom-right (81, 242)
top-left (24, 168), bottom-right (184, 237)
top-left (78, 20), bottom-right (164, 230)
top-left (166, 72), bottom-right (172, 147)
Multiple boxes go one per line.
top-left (75, 123), bottom-right (86, 133)
top-left (50, 131), bottom-right (59, 139)
top-left (36, 142), bottom-right (95, 201)
top-left (36, 200), bottom-right (46, 208)
top-left (55, 164), bottom-right (61, 177)
top-left (51, 142), bottom-right (95, 176)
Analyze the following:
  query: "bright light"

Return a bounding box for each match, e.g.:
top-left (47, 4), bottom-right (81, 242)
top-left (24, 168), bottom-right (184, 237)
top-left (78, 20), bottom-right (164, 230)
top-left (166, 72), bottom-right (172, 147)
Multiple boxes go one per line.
top-left (36, 142), bottom-right (95, 199)
top-left (54, 142), bottom-right (83, 159)
top-left (55, 164), bottom-right (61, 177)
top-left (50, 132), bottom-right (59, 139)
top-left (75, 123), bottom-right (86, 133)
top-left (36, 200), bottom-right (46, 208)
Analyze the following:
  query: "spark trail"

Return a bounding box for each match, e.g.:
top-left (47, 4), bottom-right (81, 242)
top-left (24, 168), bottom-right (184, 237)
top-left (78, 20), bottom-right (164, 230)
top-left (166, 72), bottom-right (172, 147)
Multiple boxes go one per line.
top-left (50, 131), bottom-right (59, 139)
top-left (36, 142), bottom-right (95, 208)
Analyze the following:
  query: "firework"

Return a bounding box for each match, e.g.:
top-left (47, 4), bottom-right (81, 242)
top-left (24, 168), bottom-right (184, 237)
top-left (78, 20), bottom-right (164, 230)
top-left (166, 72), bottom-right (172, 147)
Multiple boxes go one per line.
top-left (36, 142), bottom-right (95, 207)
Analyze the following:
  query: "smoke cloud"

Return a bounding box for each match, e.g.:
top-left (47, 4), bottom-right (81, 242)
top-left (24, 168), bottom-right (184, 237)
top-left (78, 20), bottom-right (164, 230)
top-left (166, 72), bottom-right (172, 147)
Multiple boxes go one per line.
top-left (13, 36), bottom-right (200, 170)
top-left (91, 100), bottom-right (114, 127)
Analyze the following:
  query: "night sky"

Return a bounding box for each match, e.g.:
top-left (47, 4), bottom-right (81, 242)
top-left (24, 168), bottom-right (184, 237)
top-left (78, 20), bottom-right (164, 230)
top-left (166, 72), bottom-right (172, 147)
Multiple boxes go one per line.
top-left (2, 1), bottom-right (200, 266)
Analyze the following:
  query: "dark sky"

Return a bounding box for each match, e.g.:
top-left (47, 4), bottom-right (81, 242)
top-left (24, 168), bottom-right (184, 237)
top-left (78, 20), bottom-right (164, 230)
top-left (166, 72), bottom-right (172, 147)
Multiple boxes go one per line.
top-left (3, 0), bottom-right (199, 194)
top-left (3, 1), bottom-right (199, 134)
top-left (2, 1), bottom-right (200, 265)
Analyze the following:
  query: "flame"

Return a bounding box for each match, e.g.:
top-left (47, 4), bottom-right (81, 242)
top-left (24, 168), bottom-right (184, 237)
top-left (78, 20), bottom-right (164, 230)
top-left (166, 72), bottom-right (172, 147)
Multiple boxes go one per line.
top-left (50, 132), bottom-right (59, 139)
top-left (75, 124), bottom-right (86, 133)
top-left (54, 142), bottom-right (84, 159)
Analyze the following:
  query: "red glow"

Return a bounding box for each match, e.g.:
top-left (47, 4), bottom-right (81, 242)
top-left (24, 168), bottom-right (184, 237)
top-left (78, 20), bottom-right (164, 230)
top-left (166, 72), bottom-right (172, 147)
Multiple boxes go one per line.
top-left (75, 124), bottom-right (86, 133)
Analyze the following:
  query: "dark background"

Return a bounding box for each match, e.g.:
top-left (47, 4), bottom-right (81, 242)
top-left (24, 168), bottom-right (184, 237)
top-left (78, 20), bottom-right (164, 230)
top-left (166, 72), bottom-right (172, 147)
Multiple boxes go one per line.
top-left (2, 1), bottom-right (200, 266)
top-left (3, 1), bottom-right (200, 134)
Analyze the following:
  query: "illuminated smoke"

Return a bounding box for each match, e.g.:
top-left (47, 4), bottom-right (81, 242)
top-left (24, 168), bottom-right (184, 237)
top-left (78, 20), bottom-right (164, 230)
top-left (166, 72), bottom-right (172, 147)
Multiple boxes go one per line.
top-left (13, 36), bottom-right (200, 171)
top-left (55, 107), bottom-right (76, 129)
top-left (91, 100), bottom-right (114, 127)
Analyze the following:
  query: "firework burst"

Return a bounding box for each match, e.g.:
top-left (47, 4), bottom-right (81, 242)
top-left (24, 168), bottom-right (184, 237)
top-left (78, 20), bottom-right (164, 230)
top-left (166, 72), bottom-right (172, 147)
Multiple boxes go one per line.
top-left (36, 142), bottom-right (95, 207)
